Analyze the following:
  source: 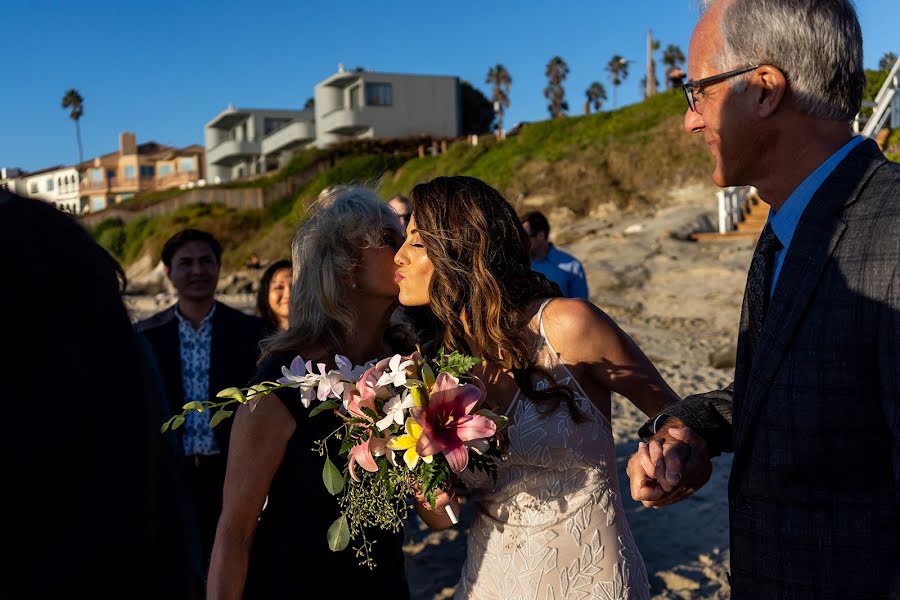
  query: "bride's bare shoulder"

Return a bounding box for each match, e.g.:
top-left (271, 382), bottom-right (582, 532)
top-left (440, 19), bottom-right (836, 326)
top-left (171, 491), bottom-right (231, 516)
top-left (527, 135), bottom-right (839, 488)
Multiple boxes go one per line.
top-left (539, 298), bottom-right (624, 358)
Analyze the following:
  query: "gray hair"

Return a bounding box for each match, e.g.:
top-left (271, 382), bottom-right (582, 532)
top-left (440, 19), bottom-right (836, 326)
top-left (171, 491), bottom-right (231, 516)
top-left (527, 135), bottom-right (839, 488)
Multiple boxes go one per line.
top-left (702, 0), bottom-right (865, 121)
top-left (261, 185), bottom-right (404, 361)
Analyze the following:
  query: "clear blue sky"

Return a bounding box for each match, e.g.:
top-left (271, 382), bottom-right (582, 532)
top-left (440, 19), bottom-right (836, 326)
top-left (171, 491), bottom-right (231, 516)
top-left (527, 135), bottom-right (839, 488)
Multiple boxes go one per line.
top-left (3, 0), bottom-right (898, 171)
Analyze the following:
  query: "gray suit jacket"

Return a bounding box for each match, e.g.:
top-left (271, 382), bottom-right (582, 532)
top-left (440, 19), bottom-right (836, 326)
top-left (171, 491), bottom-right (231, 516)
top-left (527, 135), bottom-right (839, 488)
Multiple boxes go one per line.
top-left (644, 140), bottom-right (899, 599)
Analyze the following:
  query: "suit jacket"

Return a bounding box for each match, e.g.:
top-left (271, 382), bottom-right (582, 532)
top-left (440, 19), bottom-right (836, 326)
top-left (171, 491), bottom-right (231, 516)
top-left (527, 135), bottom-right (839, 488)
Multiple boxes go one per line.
top-left (644, 140), bottom-right (899, 599)
top-left (137, 301), bottom-right (266, 454)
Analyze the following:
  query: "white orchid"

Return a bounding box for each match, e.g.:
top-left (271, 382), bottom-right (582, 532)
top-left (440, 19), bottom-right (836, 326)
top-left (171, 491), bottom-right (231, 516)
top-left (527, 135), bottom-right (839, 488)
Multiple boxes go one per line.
top-left (335, 354), bottom-right (372, 381)
top-left (316, 364), bottom-right (346, 402)
top-left (375, 391), bottom-right (417, 431)
top-left (375, 354), bottom-right (415, 388)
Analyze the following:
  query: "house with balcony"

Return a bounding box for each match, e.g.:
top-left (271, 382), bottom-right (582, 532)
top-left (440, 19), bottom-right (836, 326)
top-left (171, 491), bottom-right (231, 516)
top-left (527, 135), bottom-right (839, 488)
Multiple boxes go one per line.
top-left (313, 69), bottom-right (460, 147)
top-left (1, 166), bottom-right (84, 213)
top-left (203, 68), bottom-right (461, 182)
top-left (204, 106), bottom-right (314, 183)
top-left (78, 133), bottom-right (205, 212)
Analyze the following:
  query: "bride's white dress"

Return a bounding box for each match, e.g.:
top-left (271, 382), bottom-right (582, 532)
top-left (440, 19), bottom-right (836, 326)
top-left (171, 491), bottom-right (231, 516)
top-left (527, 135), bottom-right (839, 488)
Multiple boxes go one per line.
top-left (455, 299), bottom-right (651, 600)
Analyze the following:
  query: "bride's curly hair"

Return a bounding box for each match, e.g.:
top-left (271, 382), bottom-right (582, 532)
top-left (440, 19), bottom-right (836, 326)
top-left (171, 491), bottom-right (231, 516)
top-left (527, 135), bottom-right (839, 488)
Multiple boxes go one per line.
top-left (410, 176), bottom-right (585, 421)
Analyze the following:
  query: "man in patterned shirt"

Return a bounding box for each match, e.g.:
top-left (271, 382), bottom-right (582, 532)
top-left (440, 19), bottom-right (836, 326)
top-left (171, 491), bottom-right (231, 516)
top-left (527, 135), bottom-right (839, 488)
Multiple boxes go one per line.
top-left (138, 229), bottom-right (265, 571)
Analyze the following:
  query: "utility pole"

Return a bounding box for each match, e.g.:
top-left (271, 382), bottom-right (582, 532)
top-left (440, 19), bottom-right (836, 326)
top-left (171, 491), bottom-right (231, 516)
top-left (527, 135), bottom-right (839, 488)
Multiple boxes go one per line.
top-left (646, 30), bottom-right (658, 98)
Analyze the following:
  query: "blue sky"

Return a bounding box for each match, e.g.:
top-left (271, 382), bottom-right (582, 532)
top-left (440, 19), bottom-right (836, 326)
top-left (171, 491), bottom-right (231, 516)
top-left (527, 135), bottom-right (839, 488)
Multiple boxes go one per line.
top-left (3, 0), bottom-right (898, 171)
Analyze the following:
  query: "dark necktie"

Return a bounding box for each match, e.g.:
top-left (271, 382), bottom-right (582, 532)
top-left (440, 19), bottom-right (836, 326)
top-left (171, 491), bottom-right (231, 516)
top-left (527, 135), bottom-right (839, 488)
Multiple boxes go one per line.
top-left (746, 223), bottom-right (783, 362)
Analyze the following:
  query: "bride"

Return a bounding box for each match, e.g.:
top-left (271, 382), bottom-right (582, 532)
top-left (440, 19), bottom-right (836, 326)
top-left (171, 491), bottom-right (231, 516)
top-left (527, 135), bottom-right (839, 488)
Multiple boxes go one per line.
top-left (393, 176), bottom-right (678, 599)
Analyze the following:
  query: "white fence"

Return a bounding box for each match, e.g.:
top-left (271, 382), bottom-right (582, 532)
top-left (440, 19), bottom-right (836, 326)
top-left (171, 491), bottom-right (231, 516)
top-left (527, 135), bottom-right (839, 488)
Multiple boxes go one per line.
top-left (717, 186), bottom-right (756, 233)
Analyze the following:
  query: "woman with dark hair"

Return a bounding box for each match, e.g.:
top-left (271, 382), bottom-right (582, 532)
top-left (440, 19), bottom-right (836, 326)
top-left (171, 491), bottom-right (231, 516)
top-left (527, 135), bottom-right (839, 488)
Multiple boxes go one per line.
top-left (208, 186), bottom-right (412, 600)
top-left (394, 176), bottom-right (677, 599)
top-left (256, 259), bottom-right (292, 333)
top-left (0, 191), bottom-right (198, 598)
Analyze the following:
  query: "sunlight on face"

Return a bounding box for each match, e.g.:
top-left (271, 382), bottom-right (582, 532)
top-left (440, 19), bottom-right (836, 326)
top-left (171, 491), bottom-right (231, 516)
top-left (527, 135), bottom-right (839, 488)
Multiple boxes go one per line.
top-left (393, 215), bottom-right (434, 307)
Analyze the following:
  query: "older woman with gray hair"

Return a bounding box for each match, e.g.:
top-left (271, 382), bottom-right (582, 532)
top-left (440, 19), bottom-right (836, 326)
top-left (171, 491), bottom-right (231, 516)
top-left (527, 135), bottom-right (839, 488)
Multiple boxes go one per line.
top-left (207, 187), bottom-right (412, 600)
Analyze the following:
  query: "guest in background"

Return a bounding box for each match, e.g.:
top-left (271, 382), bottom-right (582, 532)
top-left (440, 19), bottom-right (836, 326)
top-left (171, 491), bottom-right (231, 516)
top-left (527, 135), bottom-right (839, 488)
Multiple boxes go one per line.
top-left (137, 229), bottom-right (266, 571)
top-left (256, 259), bottom-right (292, 333)
top-left (521, 210), bottom-right (589, 299)
top-left (0, 190), bottom-right (197, 599)
top-left (388, 194), bottom-right (412, 229)
top-left (207, 187), bottom-right (411, 600)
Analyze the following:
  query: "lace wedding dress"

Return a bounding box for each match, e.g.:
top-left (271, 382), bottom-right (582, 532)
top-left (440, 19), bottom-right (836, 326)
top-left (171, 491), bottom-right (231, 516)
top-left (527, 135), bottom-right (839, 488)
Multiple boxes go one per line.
top-left (455, 299), bottom-right (650, 600)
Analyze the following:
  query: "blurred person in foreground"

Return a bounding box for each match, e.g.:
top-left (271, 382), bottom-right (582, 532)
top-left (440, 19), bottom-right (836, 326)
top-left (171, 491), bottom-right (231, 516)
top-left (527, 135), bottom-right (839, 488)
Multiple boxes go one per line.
top-left (626, 0), bottom-right (899, 597)
top-left (0, 190), bottom-right (198, 598)
top-left (137, 229), bottom-right (266, 571)
top-left (521, 210), bottom-right (589, 299)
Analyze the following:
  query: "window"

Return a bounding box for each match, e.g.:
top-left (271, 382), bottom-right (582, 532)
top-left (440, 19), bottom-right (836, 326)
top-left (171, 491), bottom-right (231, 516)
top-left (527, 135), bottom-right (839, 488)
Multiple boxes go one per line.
top-left (46, 178), bottom-right (54, 191)
top-left (30, 181), bottom-right (38, 194)
top-left (124, 165), bottom-right (135, 179)
top-left (106, 169), bottom-right (115, 180)
top-left (365, 82), bottom-right (392, 106)
top-left (90, 196), bottom-right (107, 212)
top-left (263, 118), bottom-right (292, 135)
top-left (140, 165), bottom-right (155, 177)
top-left (91, 169), bottom-right (103, 182)
top-left (180, 157), bottom-right (195, 172)
top-left (158, 164), bottom-right (172, 177)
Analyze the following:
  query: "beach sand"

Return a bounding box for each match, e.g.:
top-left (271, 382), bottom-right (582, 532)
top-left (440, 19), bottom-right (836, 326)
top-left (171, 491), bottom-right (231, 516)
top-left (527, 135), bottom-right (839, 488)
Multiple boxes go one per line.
top-left (126, 190), bottom-right (751, 599)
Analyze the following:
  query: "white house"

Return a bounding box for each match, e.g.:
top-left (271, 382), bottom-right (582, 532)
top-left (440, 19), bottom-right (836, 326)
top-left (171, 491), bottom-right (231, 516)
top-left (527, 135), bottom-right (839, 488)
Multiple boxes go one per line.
top-left (21, 165), bottom-right (85, 214)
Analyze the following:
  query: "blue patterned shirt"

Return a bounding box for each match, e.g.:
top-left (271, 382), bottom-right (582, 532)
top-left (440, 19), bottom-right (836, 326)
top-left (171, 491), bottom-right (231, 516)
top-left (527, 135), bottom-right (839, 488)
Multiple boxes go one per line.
top-left (176, 304), bottom-right (221, 456)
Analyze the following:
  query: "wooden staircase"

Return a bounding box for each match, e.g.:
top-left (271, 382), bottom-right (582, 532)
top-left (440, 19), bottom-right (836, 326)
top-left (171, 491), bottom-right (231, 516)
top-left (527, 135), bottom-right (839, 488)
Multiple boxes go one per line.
top-left (735, 191), bottom-right (767, 233)
top-left (691, 189), bottom-right (767, 241)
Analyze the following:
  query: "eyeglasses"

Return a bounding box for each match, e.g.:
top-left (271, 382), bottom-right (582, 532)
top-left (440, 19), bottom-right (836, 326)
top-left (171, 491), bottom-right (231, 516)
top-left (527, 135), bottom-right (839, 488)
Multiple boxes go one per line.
top-left (682, 65), bottom-right (760, 113)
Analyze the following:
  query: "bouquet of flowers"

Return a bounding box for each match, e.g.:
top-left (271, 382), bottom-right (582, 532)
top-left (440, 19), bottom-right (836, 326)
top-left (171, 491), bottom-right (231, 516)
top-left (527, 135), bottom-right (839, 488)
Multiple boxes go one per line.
top-left (162, 349), bottom-right (508, 567)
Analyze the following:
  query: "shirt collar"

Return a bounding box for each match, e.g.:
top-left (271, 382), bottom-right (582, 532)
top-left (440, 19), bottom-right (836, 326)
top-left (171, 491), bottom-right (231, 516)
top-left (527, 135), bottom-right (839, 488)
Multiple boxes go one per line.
top-left (769, 136), bottom-right (863, 248)
top-left (174, 302), bottom-right (216, 329)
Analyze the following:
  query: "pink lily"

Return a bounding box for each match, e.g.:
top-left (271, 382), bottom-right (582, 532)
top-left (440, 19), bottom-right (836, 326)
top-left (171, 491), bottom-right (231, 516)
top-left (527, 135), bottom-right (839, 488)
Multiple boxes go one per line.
top-left (347, 432), bottom-right (379, 482)
top-left (411, 372), bottom-right (497, 473)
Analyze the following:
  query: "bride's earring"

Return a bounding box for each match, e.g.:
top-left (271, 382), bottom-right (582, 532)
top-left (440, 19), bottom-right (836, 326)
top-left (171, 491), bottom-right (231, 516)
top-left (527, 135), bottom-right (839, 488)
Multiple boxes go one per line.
top-left (351, 281), bottom-right (357, 289)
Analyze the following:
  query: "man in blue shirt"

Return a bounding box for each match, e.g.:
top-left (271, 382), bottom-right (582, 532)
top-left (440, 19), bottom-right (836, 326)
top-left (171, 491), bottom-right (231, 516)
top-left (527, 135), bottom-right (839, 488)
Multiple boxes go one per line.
top-left (521, 211), bottom-right (589, 300)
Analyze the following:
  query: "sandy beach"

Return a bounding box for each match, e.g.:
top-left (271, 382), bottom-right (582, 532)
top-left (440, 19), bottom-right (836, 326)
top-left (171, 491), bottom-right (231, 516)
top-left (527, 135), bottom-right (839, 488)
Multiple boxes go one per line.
top-left (125, 187), bottom-right (751, 599)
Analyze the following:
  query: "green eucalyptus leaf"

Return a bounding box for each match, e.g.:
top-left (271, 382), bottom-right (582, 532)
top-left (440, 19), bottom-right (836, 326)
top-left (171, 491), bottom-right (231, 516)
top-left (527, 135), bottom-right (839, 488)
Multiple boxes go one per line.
top-left (326, 515), bottom-right (350, 552)
top-left (182, 401), bottom-right (204, 412)
top-left (309, 400), bottom-right (339, 418)
top-left (171, 415), bottom-right (185, 430)
top-left (210, 410), bottom-right (233, 428)
top-left (160, 419), bottom-right (171, 433)
top-left (322, 457), bottom-right (344, 496)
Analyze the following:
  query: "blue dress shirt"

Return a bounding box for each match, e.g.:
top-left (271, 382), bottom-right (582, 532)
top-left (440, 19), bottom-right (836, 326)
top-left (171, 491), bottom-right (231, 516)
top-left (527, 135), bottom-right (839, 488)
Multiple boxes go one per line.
top-left (176, 304), bottom-right (221, 456)
top-left (531, 244), bottom-right (589, 300)
top-left (768, 136), bottom-right (864, 296)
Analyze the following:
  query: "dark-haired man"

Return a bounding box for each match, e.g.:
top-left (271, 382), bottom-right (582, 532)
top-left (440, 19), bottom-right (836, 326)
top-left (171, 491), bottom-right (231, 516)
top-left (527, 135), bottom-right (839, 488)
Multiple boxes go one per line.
top-left (521, 210), bottom-right (588, 299)
top-left (137, 229), bottom-right (265, 568)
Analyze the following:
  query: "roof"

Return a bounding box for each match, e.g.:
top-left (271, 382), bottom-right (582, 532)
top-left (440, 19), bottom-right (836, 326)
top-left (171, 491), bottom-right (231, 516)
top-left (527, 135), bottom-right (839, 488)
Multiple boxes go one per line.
top-left (77, 141), bottom-right (204, 168)
top-left (22, 164), bottom-right (70, 178)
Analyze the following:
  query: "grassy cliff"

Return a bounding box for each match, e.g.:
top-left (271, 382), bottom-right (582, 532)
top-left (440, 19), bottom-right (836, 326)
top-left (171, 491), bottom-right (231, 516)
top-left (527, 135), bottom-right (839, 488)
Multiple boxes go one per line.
top-left (92, 90), bottom-right (712, 270)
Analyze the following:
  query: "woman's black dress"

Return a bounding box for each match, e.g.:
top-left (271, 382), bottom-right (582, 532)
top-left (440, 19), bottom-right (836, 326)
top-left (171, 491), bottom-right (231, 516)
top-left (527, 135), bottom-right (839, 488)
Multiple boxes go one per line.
top-left (243, 353), bottom-right (410, 599)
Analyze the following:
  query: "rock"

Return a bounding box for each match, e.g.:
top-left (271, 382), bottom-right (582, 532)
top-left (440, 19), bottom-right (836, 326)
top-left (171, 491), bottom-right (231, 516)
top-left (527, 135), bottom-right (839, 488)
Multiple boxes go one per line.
top-left (708, 344), bottom-right (737, 369)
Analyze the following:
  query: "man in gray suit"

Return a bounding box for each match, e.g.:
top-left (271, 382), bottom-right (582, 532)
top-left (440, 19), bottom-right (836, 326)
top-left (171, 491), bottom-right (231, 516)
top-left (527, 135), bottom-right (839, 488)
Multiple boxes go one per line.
top-left (626, 0), bottom-right (899, 598)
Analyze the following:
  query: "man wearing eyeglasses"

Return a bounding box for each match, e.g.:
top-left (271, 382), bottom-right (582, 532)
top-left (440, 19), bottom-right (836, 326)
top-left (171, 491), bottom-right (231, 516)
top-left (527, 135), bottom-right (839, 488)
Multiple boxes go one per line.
top-left (626, 0), bottom-right (899, 598)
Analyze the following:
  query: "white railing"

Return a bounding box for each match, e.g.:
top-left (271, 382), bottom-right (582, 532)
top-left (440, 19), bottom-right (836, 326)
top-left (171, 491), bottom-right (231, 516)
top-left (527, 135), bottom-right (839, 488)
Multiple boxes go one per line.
top-left (717, 186), bottom-right (756, 233)
top-left (855, 55), bottom-right (900, 138)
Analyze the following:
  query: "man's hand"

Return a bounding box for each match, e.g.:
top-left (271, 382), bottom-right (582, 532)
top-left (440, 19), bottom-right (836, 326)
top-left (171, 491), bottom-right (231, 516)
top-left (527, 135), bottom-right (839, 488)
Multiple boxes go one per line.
top-left (626, 420), bottom-right (713, 508)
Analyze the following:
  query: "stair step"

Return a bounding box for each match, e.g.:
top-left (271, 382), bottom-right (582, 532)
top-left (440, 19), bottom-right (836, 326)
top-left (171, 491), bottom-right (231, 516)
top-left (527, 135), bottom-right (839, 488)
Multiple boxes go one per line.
top-left (691, 230), bottom-right (762, 241)
top-left (736, 222), bottom-right (765, 233)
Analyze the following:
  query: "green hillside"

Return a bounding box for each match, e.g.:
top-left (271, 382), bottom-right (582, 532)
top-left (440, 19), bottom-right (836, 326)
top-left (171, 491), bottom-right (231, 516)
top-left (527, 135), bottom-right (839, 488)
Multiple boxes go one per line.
top-left (91, 90), bottom-right (712, 270)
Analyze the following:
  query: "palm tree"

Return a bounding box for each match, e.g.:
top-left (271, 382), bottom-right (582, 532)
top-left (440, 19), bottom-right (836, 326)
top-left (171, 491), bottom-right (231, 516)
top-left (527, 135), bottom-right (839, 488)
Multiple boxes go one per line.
top-left (584, 82), bottom-right (607, 114)
top-left (880, 52), bottom-right (899, 72)
top-left (485, 64), bottom-right (512, 138)
top-left (62, 89), bottom-right (84, 164)
top-left (662, 44), bottom-right (686, 89)
top-left (606, 55), bottom-right (630, 108)
top-left (645, 33), bottom-right (660, 98)
top-left (544, 56), bottom-right (570, 118)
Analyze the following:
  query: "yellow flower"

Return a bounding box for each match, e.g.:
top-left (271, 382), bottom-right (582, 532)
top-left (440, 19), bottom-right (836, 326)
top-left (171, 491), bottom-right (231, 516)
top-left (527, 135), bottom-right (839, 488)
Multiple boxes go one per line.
top-left (387, 417), bottom-right (433, 470)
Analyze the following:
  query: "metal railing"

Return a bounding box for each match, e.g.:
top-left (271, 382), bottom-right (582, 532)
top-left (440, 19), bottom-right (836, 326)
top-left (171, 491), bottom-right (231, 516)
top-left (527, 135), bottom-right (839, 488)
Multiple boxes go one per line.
top-left (855, 55), bottom-right (900, 138)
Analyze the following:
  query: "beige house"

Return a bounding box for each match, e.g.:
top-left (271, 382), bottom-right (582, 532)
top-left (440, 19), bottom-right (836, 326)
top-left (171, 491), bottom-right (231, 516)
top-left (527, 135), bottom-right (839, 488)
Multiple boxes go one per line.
top-left (204, 68), bottom-right (461, 182)
top-left (79, 133), bottom-right (205, 212)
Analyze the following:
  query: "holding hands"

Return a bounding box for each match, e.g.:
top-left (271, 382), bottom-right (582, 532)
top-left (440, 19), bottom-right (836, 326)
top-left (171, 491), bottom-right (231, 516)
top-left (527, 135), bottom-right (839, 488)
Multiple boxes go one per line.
top-left (626, 418), bottom-right (713, 508)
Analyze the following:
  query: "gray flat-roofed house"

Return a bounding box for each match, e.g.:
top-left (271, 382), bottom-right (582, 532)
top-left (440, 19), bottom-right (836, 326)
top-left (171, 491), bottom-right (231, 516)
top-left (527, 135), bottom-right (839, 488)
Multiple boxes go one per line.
top-left (313, 69), bottom-right (461, 147)
top-left (204, 106), bottom-right (314, 183)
